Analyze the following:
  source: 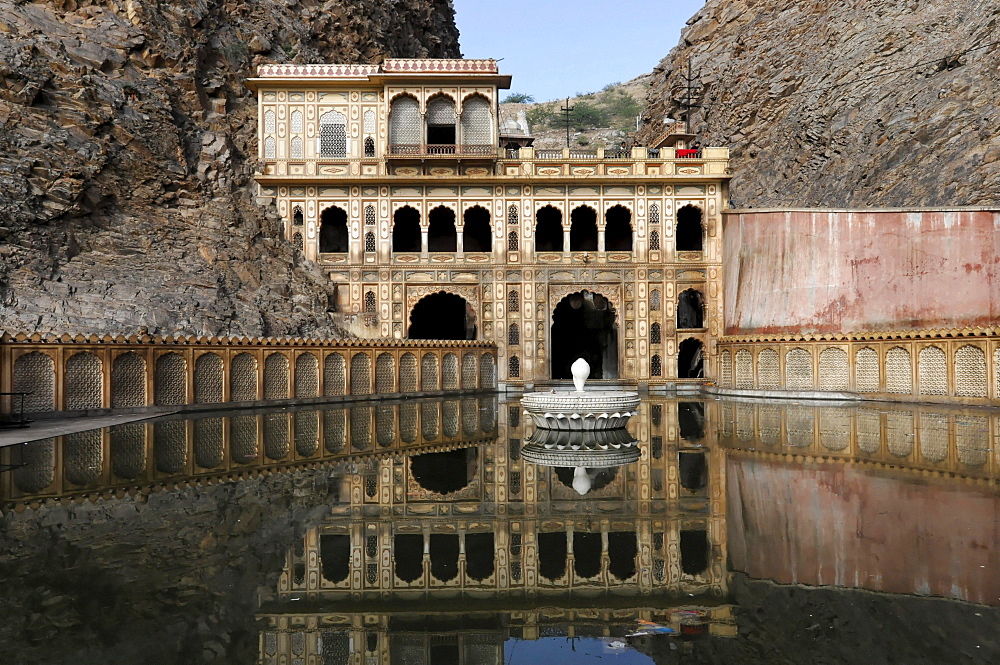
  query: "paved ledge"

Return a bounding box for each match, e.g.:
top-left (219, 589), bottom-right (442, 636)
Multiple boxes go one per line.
top-left (703, 386), bottom-right (862, 402)
top-left (0, 410), bottom-right (177, 448)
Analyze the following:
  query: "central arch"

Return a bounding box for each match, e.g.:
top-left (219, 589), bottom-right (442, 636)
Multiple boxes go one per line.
top-left (408, 291), bottom-right (477, 340)
top-left (551, 290), bottom-right (619, 380)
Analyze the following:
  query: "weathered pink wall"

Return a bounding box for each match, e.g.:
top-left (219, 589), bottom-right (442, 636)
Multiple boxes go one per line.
top-left (727, 456), bottom-right (1000, 605)
top-left (723, 209), bottom-right (1000, 335)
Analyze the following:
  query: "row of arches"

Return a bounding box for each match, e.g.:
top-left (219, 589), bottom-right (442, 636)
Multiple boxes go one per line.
top-left (10, 348), bottom-right (498, 413)
top-left (389, 93), bottom-right (493, 150)
top-left (312, 204), bottom-right (705, 254)
top-left (718, 343), bottom-right (994, 397)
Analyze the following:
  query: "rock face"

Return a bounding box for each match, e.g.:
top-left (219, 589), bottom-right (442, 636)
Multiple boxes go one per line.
top-left (0, 0), bottom-right (460, 336)
top-left (637, 0), bottom-right (1000, 207)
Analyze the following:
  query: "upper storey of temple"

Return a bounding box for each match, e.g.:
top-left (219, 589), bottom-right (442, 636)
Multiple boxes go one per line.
top-left (248, 58), bottom-right (730, 181)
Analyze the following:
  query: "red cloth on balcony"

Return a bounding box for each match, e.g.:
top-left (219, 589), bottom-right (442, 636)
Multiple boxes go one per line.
top-left (676, 148), bottom-right (699, 158)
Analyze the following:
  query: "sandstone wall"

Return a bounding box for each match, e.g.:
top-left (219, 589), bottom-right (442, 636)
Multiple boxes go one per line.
top-left (637, 0), bottom-right (1000, 207)
top-left (723, 208), bottom-right (1000, 335)
top-left (726, 456), bottom-right (1000, 606)
top-left (0, 0), bottom-right (459, 336)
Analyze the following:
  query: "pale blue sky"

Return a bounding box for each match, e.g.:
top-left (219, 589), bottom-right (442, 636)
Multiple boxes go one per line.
top-left (452, 0), bottom-right (706, 101)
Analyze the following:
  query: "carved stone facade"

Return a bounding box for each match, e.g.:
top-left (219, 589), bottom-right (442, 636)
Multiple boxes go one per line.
top-left (249, 59), bottom-right (731, 388)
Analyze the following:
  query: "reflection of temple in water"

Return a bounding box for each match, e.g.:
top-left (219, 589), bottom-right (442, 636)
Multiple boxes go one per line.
top-left (258, 398), bottom-right (733, 664)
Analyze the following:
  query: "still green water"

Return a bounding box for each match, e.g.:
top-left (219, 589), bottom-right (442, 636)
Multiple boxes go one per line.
top-left (0, 395), bottom-right (998, 664)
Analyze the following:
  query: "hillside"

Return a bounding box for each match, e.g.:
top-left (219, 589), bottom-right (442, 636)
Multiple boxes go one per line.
top-left (636, 0), bottom-right (1000, 207)
top-left (0, 0), bottom-right (459, 337)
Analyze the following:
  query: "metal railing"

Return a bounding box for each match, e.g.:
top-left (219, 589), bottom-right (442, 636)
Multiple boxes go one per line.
top-left (388, 144), bottom-right (496, 157)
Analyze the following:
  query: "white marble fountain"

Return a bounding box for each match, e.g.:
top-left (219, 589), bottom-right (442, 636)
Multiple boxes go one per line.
top-left (520, 358), bottom-right (640, 431)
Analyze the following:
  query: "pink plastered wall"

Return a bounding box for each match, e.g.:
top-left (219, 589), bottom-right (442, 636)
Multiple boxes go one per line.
top-left (723, 209), bottom-right (1000, 335)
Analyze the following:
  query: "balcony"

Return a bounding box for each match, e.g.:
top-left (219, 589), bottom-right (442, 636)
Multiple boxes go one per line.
top-left (388, 144), bottom-right (498, 159)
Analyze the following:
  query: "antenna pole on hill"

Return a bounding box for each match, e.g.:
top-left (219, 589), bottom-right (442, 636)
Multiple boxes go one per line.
top-left (560, 97), bottom-right (574, 147)
top-left (677, 58), bottom-right (702, 134)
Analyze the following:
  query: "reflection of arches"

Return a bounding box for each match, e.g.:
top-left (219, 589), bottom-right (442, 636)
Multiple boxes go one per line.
top-left (535, 205), bottom-right (563, 251)
top-left (463, 205), bottom-right (492, 252)
top-left (410, 447), bottom-right (478, 494)
top-left (680, 529), bottom-right (708, 574)
top-left (570, 206), bottom-right (597, 251)
top-left (465, 532), bottom-right (495, 581)
top-left (608, 532), bottom-right (637, 580)
top-left (430, 534), bottom-right (459, 582)
top-left (604, 205), bottom-right (633, 251)
top-left (677, 338), bottom-right (704, 379)
top-left (428, 206), bottom-right (457, 252)
top-left (551, 290), bottom-right (619, 379)
top-left (676, 289), bottom-right (704, 329)
top-left (538, 531), bottom-right (567, 581)
top-left (678, 402), bottom-right (706, 441)
top-left (392, 205), bottom-right (421, 252)
top-left (676, 205), bottom-right (703, 251)
top-left (319, 206), bottom-right (349, 253)
top-left (408, 291), bottom-right (477, 340)
top-left (394, 533), bottom-right (423, 582)
top-left (574, 531), bottom-right (602, 578)
top-left (320, 534), bottom-right (351, 583)
top-left (679, 451), bottom-right (707, 490)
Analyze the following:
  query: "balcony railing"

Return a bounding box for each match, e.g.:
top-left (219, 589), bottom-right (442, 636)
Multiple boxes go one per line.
top-left (388, 144), bottom-right (496, 157)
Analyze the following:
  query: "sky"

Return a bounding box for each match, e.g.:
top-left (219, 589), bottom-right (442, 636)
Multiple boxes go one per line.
top-left (452, 0), bottom-right (706, 102)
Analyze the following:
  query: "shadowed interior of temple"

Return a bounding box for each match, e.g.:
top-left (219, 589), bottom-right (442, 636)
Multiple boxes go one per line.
top-left (551, 290), bottom-right (619, 379)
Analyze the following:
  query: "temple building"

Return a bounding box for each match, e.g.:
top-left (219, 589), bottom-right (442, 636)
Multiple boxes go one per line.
top-left (248, 59), bottom-right (731, 390)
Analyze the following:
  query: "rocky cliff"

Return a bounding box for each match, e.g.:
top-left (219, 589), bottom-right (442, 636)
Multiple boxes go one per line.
top-left (637, 0), bottom-right (1000, 207)
top-left (0, 0), bottom-right (460, 336)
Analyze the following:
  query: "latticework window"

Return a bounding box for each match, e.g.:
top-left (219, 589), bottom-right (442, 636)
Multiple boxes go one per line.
top-left (364, 136), bottom-right (375, 157)
top-left (508, 323), bottom-right (520, 346)
top-left (649, 203), bottom-right (660, 223)
top-left (294, 353), bottom-right (319, 398)
top-left (886, 411), bottom-right (913, 457)
top-left (263, 136), bottom-right (275, 159)
top-left (264, 109), bottom-right (275, 133)
top-left (818, 347), bottom-right (849, 390)
top-left (290, 110), bottom-right (302, 133)
top-left (650, 322), bottom-right (661, 344)
top-left (365, 231), bottom-right (376, 253)
top-left (785, 348), bottom-right (814, 389)
top-left (855, 347), bottom-right (880, 392)
top-left (319, 110), bottom-right (347, 157)
top-left (364, 290), bottom-right (376, 313)
top-left (918, 346), bottom-right (947, 395)
top-left (649, 230), bottom-right (660, 251)
top-left (363, 109), bottom-right (375, 134)
top-left (421, 353), bottom-right (439, 391)
top-left (290, 136), bottom-right (302, 158)
top-left (885, 346), bottom-right (913, 394)
top-left (508, 290), bottom-right (519, 313)
top-left (719, 350), bottom-right (732, 387)
top-left (650, 289), bottom-right (661, 311)
top-left (389, 95), bottom-right (420, 144)
top-left (263, 353), bottom-right (289, 400)
top-left (375, 353), bottom-right (395, 394)
top-left (364, 205), bottom-right (376, 226)
top-left (427, 96), bottom-right (455, 125)
top-left (508, 355), bottom-right (520, 378)
top-left (350, 353), bottom-right (371, 395)
top-left (919, 412), bottom-right (949, 462)
top-left (856, 409), bottom-right (881, 453)
top-left (508, 231), bottom-right (518, 251)
top-left (651, 354), bottom-right (662, 377)
top-left (324, 353), bottom-right (346, 396)
top-left (757, 348), bottom-right (779, 389)
top-left (735, 350), bottom-right (753, 389)
top-left (65, 352), bottom-right (103, 410)
top-left (508, 204), bottom-right (518, 225)
top-left (955, 345), bottom-right (987, 397)
top-left (461, 95), bottom-right (492, 144)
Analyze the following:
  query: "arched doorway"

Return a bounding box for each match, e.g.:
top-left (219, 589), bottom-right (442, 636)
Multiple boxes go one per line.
top-left (551, 290), bottom-right (619, 379)
top-left (409, 291), bottom-right (477, 340)
top-left (392, 205), bottom-right (421, 252)
top-left (570, 206), bottom-right (598, 251)
top-left (678, 338), bottom-right (705, 378)
top-left (535, 205), bottom-right (563, 252)
top-left (319, 206), bottom-right (349, 253)
top-left (677, 205), bottom-right (704, 251)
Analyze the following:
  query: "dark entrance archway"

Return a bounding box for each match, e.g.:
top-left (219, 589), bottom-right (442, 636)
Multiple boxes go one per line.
top-left (408, 291), bottom-right (477, 340)
top-left (570, 206), bottom-right (598, 251)
top-left (678, 338), bottom-right (705, 378)
top-left (392, 205), bottom-right (421, 252)
top-left (551, 290), bottom-right (619, 379)
top-left (319, 206), bottom-right (349, 253)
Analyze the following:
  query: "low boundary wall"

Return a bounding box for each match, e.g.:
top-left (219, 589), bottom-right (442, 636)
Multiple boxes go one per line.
top-left (0, 333), bottom-right (498, 416)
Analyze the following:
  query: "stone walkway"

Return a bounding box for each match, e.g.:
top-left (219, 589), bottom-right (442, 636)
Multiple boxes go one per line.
top-left (0, 410), bottom-right (176, 448)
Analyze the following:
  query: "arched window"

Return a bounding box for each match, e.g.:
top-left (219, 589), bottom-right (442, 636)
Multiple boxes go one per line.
top-left (604, 205), bottom-right (632, 251)
top-left (290, 110), bottom-right (302, 133)
top-left (392, 206), bottom-right (421, 252)
top-left (508, 290), bottom-right (520, 313)
top-left (650, 289), bottom-right (661, 312)
top-left (570, 206), bottom-right (598, 251)
top-left (508, 323), bottom-right (520, 346)
top-left (264, 109), bottom-right (275, 133)
top-left (364, 136), bottom-right (375, 157)
top-left (460, 95), bottom-right (493, 146)
top-left (508, 204), bottom-right (519, 225)
top-left (292, 206), bottom-right (303, 226)
top-left (290, 136), bottom-right (303, 158)
top-left (364, 291), bottom-right (376, 313)
top-left (319, 110), bottom-right (347, 157)
top-left (677, 289), bottom-right (704, 329)
top-left (535, 206), bottom-right (564, 251)
top-left (364, 231), bottom-right (376, 253)
top-left (507, 231), bottom-right (519, 251)
top-left (426, 95), bottom-right (456, 148)
top-left (651, 354), bottom-right (662, 377)
top-left (463, 206), bottom-right (492, 252)
top-left (292, 232), bottom-right (303, 250)
top-left (428, 206), bottom-right (457, 252)
top-left (364, 205), bottom-right (376, 226)
top-left (363, 109), bottom-right (375, 133)
top-left (649, 203), bottom-right (660, 224)
top-left (676, 205), bottom-right (703, 251)
top-left (650, 322), bottom-right (661, 344)
top-left (319, 206), bottom-right (349, 253)
top-left (263, 136), bottom-right (275, 159)
top-left (389, 95), bottom-right (420, 148)
top-left (649, 229), bottom-right (660, 251)
top-left (508, 356), bottom-right (520, 378)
